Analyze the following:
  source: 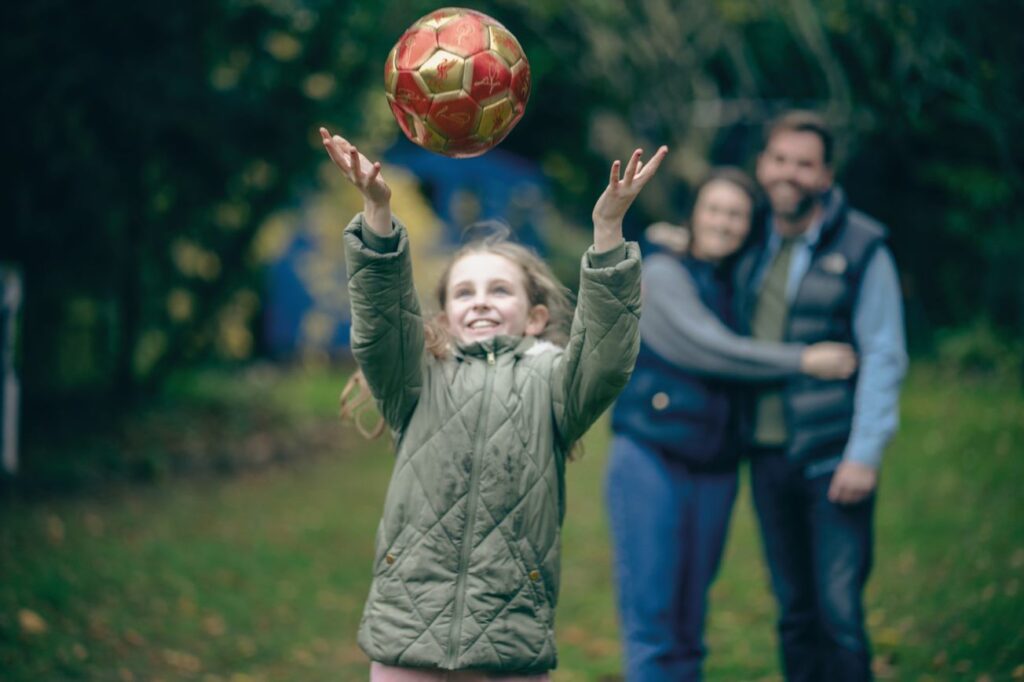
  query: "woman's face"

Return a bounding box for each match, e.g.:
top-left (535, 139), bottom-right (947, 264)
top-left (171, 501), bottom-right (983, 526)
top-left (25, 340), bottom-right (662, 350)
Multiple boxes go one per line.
top-left (690, 179), bottom-right (753, 262)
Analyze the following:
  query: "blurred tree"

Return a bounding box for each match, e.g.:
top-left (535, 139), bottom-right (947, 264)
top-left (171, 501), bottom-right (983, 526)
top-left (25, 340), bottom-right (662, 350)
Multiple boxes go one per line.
top-left (500, 0), bottom-right (1024, 344)
top-left (1, 0), bottom-right (1021, 411)
top-left (0, 0), bottom-right (437, 401)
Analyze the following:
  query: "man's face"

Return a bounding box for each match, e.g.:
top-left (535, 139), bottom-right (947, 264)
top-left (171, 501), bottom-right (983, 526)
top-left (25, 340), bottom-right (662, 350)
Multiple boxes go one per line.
top-left (756, 130), bottom-right (834, 227)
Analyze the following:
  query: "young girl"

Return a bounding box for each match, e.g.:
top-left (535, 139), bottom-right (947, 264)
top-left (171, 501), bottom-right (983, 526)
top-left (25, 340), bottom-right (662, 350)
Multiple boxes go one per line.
top-left (320, 126), bottom-right (667, 681)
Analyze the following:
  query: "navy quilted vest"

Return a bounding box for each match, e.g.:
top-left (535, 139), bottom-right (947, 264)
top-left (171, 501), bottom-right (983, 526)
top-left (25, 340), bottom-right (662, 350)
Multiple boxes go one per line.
top-left (735, 189), bottom-right (888, 465)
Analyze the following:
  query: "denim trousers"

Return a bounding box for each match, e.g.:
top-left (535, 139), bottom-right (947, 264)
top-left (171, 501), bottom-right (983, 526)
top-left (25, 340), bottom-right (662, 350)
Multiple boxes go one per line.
top-left (606, 435), bottom-right (738, 682)
top-left (750, 449), bottom-right (875, 682)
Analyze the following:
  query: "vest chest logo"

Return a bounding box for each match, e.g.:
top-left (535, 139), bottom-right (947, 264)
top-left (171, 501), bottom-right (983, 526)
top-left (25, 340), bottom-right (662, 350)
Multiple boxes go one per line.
top-left (820, 253), bottom-right (848, 275)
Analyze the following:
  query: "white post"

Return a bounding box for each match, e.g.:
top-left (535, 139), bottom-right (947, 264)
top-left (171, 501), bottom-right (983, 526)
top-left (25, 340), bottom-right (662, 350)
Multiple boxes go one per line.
top-left (1, 266), bottom-right (21, 476)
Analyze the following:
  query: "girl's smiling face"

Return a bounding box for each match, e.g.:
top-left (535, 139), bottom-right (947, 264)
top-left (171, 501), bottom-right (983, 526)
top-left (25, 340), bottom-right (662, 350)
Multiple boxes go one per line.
top-left (443, 252), bottom-right (549, 345)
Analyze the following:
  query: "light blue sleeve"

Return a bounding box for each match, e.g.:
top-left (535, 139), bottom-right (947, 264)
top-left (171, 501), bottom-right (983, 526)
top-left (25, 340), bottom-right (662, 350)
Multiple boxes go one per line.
top-left (843, 246), bottom-right (909, 468)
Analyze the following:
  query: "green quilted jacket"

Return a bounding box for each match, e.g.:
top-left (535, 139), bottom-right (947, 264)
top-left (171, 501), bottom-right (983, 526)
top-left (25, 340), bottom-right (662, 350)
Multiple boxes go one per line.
top-left (344, 214), bottom-right (641, 674)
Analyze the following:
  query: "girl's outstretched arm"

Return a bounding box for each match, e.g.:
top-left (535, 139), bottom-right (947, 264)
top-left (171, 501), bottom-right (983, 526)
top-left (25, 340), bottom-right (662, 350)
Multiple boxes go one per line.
top-left (320, 127), bottom-right (393, 236)
top-left (591, 145), bottom-right (669, 251)
top-left (321, 126), bottom-right (425, 434)
top-left (553, 146), bottom-right (668, 447)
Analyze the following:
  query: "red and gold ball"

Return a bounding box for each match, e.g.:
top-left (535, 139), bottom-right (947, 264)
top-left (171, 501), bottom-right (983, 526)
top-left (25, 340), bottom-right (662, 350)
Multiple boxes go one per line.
top-left (384, 7), bottom-right (531, 158)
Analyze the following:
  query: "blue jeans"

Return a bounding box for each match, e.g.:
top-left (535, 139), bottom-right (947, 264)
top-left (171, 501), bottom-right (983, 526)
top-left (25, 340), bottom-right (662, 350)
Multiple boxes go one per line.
top-left (750, 450), bottom-right (875, 682)
top-left (606, 435), bottom-right (738, 682)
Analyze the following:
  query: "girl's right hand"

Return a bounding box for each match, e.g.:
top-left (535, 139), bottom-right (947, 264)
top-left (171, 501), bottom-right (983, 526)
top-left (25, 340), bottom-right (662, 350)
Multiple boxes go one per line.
top-left (800, 342), bottom-right (857, 380)
top-left (320, 127), bottom-right (393, 234)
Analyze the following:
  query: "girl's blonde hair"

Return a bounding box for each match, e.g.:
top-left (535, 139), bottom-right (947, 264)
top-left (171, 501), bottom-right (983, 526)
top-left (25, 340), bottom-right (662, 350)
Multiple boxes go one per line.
top-left (340, 231), bottom-right (573, 439)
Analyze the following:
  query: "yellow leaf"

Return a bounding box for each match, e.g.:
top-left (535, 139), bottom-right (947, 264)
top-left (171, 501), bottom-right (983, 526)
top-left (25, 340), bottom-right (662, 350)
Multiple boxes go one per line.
top-left (18, 609), bottom-right (47, 635)
top-left (45, 515), bottom-right (65, 545)
top-left (163, 648), bottom-right (202, 673)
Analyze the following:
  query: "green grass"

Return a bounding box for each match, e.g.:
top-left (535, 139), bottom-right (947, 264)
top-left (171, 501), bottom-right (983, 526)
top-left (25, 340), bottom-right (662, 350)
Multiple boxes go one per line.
top-left (1, 364), bottom-right (1022, 680)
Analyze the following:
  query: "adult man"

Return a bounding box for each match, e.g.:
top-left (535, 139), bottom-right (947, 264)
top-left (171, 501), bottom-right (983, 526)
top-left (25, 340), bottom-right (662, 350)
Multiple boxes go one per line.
top-left (734, 111), bottom-right (908, 681)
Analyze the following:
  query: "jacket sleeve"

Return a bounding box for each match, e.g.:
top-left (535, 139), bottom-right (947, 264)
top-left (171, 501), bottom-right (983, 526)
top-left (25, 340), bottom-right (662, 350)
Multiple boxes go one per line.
top-left (343, 213), bottom-right (424, 433)
top-left (641, 254), bottom-right (804, 380)
top-left (553, 241), bottom-right (642, 446)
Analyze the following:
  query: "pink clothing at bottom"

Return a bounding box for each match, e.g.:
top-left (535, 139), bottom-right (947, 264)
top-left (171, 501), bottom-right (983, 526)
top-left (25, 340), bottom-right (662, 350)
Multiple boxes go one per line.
top-left (370, 662), bottom-right (551, 682)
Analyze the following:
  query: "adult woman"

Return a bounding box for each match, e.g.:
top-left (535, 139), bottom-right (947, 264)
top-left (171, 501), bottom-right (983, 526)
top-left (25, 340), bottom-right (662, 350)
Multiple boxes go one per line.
top-left (606, 168), bottom-right (856, 681)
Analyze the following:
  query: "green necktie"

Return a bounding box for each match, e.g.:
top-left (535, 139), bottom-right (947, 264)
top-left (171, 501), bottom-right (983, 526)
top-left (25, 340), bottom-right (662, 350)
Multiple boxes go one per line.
top-left (751, 237), bottom-right (798, 446)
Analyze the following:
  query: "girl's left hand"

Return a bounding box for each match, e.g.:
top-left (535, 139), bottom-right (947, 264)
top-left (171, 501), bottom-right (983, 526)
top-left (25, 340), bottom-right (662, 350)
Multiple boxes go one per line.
top-left (592, 145), bottom-right (669, 251)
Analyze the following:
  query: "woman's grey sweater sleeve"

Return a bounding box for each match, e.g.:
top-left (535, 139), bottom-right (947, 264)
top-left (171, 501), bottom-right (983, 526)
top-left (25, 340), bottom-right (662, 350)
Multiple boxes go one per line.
top-left (641, 254), bottom-right (804, 381)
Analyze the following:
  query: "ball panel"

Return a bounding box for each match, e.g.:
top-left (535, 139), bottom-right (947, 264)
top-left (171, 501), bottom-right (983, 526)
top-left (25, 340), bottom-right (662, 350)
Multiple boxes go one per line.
top-left (427, 91), bottom-right (481, 140)
top-left (437, 15), bottom-right (488, 58)
top-left (467, 51), bottom-right (512, 105)
top-left (444, 137), bottom-right (492, 159)
top-left (487, 26), bottom-right (523, 67)
top-left (477, 98), bottom-right (514, 140)
top-left (388, 100), bottom-right (416, 141)
top-left (509, 60), bottom-right (531, 113)
top-left (418, 7), bottom-right (462, 30)
top-left (395, 27), bottom-right (438, 70)
top-left (384, 45), bottom-right (398, 93)
top-left (393, 71), bottom-right (433, 117)
top-left (412, 118), bottom-right (448, 154)
top-left (418, 50), bottom-right (465, 95)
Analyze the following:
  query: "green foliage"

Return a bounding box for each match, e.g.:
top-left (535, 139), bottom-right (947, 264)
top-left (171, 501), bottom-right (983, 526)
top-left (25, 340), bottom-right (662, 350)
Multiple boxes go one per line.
top-left (935, 318), bottom-right (1023, 383)
top-left (3, 0), bottom-right (1023, 405)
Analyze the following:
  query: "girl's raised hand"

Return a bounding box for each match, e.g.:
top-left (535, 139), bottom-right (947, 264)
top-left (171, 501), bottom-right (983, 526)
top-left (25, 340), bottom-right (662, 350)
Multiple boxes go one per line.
top-left (320, 126), bottom-right (393, 235)
top-left (592, 145), bottom-right (669, 251)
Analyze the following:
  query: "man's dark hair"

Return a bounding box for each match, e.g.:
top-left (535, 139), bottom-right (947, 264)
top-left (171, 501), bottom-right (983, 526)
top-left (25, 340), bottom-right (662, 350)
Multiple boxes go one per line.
top-left (764, 110), bottom-right (834, 166)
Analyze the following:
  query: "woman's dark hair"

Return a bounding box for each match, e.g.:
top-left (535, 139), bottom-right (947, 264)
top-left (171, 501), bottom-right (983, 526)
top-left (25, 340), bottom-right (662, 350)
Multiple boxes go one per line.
top-left (689, 166), bottom-right (758, 222)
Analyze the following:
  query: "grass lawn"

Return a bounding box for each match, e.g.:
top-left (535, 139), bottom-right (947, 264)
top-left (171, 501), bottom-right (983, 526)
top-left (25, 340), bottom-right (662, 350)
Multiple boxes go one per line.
top-left (1, 364), bottom-right (1022, 681)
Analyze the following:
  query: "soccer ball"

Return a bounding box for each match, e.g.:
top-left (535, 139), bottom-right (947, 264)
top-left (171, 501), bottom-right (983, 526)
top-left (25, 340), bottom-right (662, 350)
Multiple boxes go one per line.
top-left (384, 7), bottom-right (531, 158)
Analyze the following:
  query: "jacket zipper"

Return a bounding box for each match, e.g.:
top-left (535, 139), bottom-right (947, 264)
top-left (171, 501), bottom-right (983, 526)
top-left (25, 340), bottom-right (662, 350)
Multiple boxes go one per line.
top-left (446, 348), bottom-right (496, 666)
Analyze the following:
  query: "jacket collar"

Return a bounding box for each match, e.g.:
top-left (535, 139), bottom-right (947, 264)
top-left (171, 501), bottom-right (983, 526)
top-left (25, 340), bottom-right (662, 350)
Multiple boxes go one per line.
top-left (453, 335), bottom-right (537, 361)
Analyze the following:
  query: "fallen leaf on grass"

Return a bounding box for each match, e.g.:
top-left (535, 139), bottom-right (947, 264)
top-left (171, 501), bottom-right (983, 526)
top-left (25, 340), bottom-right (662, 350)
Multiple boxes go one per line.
top-left (203, 613), bottom-right (227, 636)
top-left (236, 636), bottom-right (258, 657)
top-left (163, 648), bottom-right (203, 673)
top-left (875, 627), bottom-right (903, 647)
top-left (18, 609), bottom-right (47, 635)
top-left (560, 624), bottom-right (587, 646)
top-left (84, 512), bottom-right (105, 537)
top-left (179, 596), bottom-right (198, 616)
top-left (45, 515), bottom-right (65, 545)
top-left (583, 637), bottom-right (619, 657)
top-left (123, 629), bottom-right (146, 647)
top-left (871, 652), bottom-right (898, 678)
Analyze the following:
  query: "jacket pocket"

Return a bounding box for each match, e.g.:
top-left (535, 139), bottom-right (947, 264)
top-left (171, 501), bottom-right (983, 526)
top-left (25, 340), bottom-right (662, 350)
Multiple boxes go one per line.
top-left (515, 537), bottom-right (553, 622)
